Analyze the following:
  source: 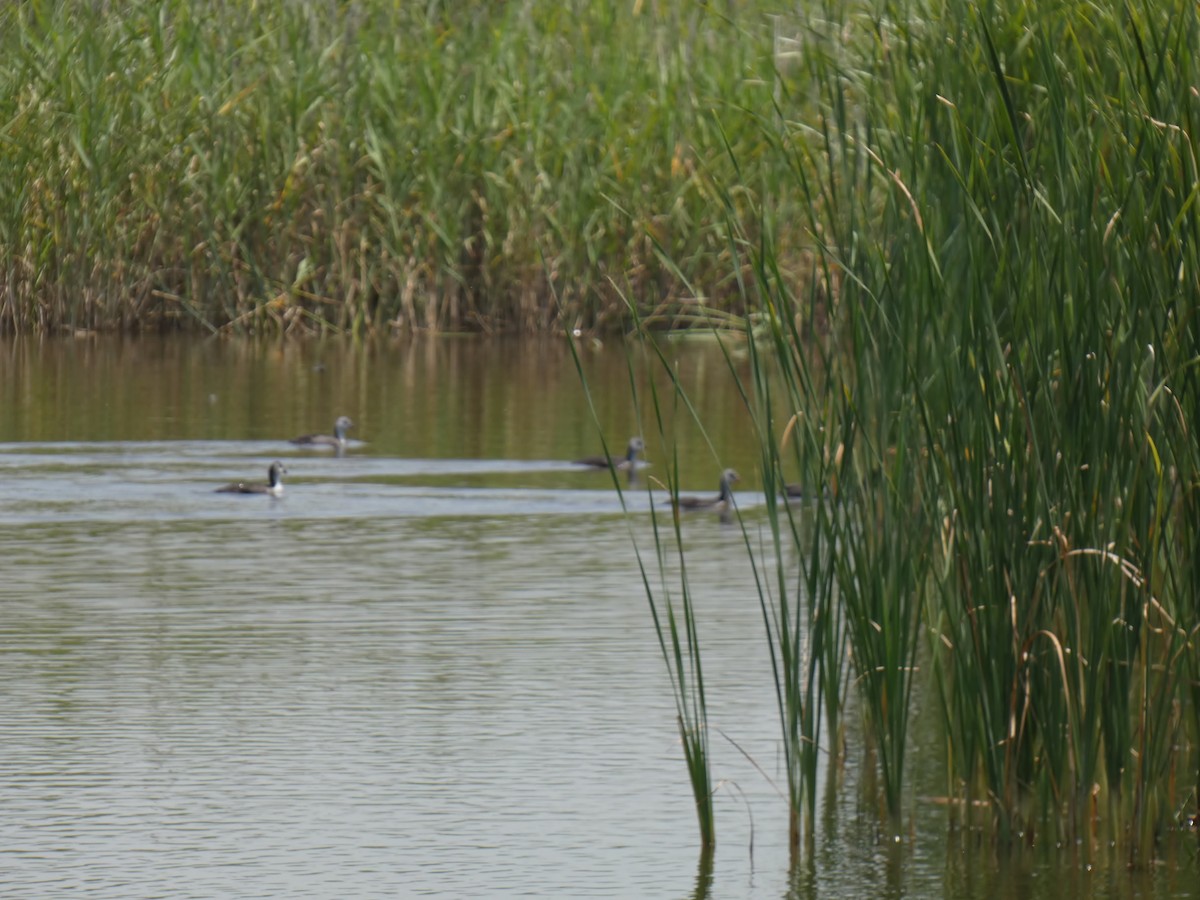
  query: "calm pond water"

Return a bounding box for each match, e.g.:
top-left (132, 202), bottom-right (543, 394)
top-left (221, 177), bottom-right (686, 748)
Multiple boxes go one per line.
top-left (1, 336), bottom-right (1196, 898)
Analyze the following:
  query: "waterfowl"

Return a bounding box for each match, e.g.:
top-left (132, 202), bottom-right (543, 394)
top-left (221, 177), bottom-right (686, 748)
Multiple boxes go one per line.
top-left (671, 468), bottom-right (740, 512)
top-left (216, 461), bottom-right (287, 496)
top-left (290, 416), bottom-right (353, 450)
top-left (781, 483), bottom-right (834, 501)
top-left (574, 436), bottom-right (645, 471)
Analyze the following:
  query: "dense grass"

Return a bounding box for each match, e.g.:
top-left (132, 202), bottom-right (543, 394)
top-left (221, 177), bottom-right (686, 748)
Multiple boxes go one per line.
top-left (620, 0), bottom-right (1199, 863)
top-left (756, 0), bottom-right (1198, 859)
top-left (0, 0), bottom-right (796, 334)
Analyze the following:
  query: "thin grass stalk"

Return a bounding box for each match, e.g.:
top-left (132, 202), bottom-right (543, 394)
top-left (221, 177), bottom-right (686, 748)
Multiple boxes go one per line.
top-left (654, 165), bottom-right (857, 845)
top-left (561, 290), bottom-right (716, 850)
top-left (739, 314), bottom-right (827, 851)
top-left (692, 170), bottom-right (830, 848)
top-left (625, 291), bottom-right (848, 853)
top-left (752, 327), bottom-right (850, 841)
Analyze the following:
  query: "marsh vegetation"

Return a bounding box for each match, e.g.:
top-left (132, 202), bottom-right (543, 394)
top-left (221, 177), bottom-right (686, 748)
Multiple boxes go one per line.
top-left (1, 0), bottom-right (786, 333)
top-left (5, 0), bottom-right (1199, 874)
top-left (606, 0), bottom-right (1200, 867)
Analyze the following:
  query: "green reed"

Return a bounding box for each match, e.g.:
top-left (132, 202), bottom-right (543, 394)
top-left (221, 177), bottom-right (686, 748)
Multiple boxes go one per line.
top-left (626, 0), bottom-right (1200, 860)
top-left (0, 0), bottom-right (792, 334)
top-left (773, 0), bottom-right (1196, 853)
top-left (565, 309), bottom-right (718, 851)
top-left (722, 233), bottom-right (851, 848)
top-left (633, 361), bottom-right (729, 854)
top-left (749, 331), bottom-right (849, 850)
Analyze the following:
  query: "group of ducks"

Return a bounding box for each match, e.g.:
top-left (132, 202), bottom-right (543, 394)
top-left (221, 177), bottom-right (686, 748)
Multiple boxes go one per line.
top-left (572, 436), bottom-right (741, 513)
top-left (214, 416), bottom-right (354, 496)
top-left (574, 436), bottom-right (820, 506)
top-left (217, 421), bottom-right (746, 514)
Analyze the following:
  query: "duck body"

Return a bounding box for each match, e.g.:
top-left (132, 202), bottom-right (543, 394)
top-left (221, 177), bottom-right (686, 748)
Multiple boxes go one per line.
top-left (575, 436), bottom-right (645, 471)
top-left (290, 416), bottom-right (353, 450)
top-left (216, 461), bottom-right (287, 497)
top-left (671, 468), bottom-right (740, 511)
top-left (781, 483), bottom-right (834, 501)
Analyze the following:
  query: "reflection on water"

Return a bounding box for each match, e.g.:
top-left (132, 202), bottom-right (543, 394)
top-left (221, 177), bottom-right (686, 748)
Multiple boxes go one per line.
top-left (0, 335), bottom-right (758, 479)
top-left (1, 337), bottom-right (1196, 898)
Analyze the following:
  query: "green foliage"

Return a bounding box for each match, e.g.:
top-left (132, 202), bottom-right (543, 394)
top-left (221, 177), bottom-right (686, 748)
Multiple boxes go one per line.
top-left (0, 0), bottom-right (785, 333)
top-left (727, 0), bottom-right (1200, 857)
top-left (555, 0), bottom-right (1198, 860)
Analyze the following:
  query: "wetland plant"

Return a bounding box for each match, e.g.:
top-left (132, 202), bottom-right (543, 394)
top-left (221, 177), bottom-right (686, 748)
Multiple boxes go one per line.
top-left (566, 317), bottom-right (717, 852)
top-left (622, 0), bottom-right (1200, 863)
top-left (0, 0), bottom-right (781, 334)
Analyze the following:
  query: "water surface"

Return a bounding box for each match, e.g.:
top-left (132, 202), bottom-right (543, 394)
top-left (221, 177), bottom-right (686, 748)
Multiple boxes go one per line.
top-left (1, 336), bottom-right (1196, 898)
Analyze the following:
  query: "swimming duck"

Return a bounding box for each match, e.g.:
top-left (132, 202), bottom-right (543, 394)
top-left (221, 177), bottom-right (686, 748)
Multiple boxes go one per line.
top-left (574, 436), bottom-right (645, 471)
top-left (671, 468), bottom-right (740, 512)
top-left (216, 461), bottom-right (287, 497)
top-left (781, 483), bottom-right (834, 501)
top-left (290, 416), bottom-right (353, 450)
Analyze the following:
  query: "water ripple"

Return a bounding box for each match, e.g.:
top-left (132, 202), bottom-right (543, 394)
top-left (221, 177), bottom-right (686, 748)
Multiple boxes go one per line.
top-left (0, 440), bottom-right (792, 898)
